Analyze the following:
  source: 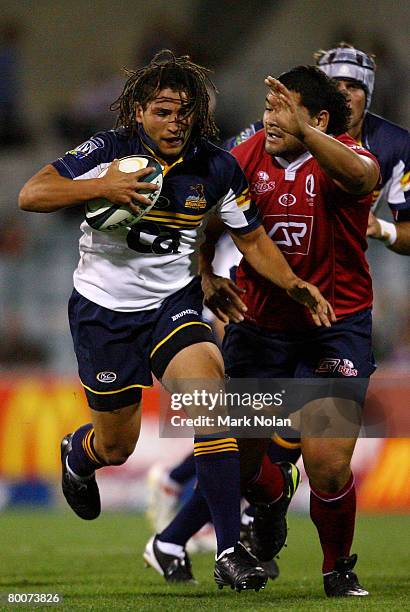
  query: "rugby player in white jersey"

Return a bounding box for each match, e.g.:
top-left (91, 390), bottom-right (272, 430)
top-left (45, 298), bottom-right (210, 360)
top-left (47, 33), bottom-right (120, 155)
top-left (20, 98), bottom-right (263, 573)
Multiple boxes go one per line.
top-left (19, 50), bottom-right (333, 592)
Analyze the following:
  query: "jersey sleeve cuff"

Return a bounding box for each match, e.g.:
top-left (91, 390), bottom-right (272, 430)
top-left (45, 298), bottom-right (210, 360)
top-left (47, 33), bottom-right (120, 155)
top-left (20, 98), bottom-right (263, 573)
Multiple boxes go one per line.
top-left (226, 216), bottom-right (262, 235)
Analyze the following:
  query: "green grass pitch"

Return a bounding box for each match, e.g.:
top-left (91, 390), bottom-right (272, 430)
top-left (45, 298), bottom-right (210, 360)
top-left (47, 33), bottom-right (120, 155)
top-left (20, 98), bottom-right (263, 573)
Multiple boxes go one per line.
top-left (0, 511), bottom-right (408, 611)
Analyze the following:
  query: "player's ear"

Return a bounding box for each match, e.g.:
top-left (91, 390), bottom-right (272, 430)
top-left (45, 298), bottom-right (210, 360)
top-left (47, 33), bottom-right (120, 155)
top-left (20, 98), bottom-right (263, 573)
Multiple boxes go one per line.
top-left (315, 110), bottom-right (329, 133)
top-left (135, 103), bottom-right (144, 124)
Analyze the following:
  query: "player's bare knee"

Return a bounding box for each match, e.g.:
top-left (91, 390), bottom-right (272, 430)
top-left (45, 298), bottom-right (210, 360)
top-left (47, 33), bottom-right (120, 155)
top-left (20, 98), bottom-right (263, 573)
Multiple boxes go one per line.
top-left (307, 459), bottom-right (351, 493)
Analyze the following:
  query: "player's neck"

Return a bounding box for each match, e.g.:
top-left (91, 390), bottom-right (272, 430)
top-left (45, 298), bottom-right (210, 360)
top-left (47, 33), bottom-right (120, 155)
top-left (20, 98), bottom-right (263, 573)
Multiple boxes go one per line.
top-left (347, 120), bottom-right (364, 143)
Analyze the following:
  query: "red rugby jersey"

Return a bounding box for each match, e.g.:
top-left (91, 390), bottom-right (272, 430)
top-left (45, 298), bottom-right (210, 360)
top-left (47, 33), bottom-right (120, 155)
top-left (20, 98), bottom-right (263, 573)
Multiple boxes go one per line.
top-left (232, 130), bottom-right (378, 332)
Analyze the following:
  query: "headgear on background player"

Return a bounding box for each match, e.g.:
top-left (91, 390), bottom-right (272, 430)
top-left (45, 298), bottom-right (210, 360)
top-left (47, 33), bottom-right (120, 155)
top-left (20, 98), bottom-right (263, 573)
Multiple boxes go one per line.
top-left (314, 43), bottom-right (376, 110)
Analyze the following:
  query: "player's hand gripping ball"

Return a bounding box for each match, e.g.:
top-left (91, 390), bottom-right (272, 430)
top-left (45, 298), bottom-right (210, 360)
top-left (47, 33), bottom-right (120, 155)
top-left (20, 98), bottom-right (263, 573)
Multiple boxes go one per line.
top-left (85, 155), bottom-right (163, 231)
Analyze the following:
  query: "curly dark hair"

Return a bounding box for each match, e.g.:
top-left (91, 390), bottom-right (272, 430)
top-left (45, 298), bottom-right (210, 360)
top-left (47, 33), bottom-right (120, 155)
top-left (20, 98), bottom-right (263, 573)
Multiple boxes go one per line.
top-left (110, 49), bottom-right (218, 140)
top-left (278, 65), bottom-right (351, 135)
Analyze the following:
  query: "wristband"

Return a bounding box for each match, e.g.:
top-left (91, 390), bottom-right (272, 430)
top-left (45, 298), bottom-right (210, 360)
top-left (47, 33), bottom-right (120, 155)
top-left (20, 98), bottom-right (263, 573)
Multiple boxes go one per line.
top-left (377, 219), bottom-right (397, 246)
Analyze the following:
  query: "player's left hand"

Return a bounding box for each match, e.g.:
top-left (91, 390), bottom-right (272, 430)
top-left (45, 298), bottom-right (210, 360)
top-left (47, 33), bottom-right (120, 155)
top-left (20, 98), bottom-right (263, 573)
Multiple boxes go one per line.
top-left (286, 279), bottom-right (336, 327)
top-left (264, 76), bottom-right (306, 140)
top-left (366, 211), bottom-right (382, 238)
top-left (201, 273), bottom-right (247, 324)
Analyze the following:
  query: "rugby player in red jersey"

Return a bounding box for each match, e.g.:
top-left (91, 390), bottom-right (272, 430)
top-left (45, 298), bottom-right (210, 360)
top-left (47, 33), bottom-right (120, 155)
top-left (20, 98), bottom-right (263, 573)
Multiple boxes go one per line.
top-left (147, 65), bottom-right (379, 597)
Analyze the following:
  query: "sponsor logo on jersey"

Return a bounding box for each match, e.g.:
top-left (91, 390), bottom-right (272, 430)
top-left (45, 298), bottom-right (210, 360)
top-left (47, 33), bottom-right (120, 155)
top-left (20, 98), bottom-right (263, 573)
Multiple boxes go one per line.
top-left (265, 214), bottom-right (313, 255)
top-left (96, 371), bottom-right (117, 383)
top-left (251, 170), bottom-right (276, 194)
top-left (278, 193), bottom-right (297, 207)
top-left (305, 174), bottom-right (316, 205)
top-left (315, 358), bottom-right (341, 374)
top-left (171, 309), bottom-right (199, 322)
top-left (68, 137), bottom-right (105, 158)
top-left (185, 184), bottom-right (207, 209)
top-left (338, 359), bottom-right (358, 377)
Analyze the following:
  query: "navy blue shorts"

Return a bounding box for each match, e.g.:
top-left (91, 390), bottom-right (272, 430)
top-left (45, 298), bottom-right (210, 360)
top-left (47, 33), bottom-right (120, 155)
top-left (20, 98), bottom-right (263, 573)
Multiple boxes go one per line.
top-left (68, 278), bottom-right (215, 411)
top-left (222, 309), bottom-right (376, 408)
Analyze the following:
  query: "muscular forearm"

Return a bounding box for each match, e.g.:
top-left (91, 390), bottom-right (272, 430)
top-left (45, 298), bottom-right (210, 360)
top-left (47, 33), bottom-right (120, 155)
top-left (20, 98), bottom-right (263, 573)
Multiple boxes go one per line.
top-left (199, 240), bottom-right (217, 276)
top-left (199, 214), bottom-right (227, 276)
top-left (389, 221), bottom-right (410, 255)
top-left (19, 165), bottom-right (103, 213)
top-left (369, 217), bottom-right (410, 255)
top-left (231, 228), bottom-right (297, 290)
top-left (300, 125), bottom-right (378, 194)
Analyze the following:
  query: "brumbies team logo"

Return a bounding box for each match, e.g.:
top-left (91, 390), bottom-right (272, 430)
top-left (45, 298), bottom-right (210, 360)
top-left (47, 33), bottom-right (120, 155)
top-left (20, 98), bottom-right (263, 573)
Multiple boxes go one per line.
top-left (252, 170), bottom-right (276, 194)
top-left (185, 184), bottom-right (207, 209)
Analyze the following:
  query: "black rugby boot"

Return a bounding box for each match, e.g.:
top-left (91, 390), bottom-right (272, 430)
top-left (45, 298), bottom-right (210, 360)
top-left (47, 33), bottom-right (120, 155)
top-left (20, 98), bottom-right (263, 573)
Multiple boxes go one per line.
top-left (214, 542), bottom-right (268, 592)
top-left (324, 554), bottom-right (369, 597)
top-left (61, 433), bottom-right (101, 520)
top-left (143, 536), bottom-right (197, 584)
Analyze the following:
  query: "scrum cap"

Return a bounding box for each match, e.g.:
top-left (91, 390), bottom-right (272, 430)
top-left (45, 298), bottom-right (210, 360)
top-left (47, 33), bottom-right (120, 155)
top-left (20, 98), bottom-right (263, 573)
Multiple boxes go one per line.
top-left (315, 45), bottom-right (376, 109)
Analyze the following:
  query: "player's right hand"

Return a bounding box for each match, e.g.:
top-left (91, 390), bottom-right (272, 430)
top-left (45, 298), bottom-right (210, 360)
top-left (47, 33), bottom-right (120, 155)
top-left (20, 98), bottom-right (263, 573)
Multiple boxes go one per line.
top-left (286, 279), bottom-right (336, 327)
top-left (100, 159), bottom-right (158, 214)
top-left (201, 273), bottom-right (247, 324)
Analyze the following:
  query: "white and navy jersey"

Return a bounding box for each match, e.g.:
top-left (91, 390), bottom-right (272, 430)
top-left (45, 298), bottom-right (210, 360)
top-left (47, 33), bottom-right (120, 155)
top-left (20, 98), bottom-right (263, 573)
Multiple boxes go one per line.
top-left (361, 112), bottom-right (410, 220)
top-left (224, 115), bottom-right (410, 220)
top-left (52, 128), bottom-right (260, 311)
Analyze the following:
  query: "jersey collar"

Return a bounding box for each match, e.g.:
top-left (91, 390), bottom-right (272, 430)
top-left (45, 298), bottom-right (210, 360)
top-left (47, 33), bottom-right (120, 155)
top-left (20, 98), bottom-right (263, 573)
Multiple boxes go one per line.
top-left (274, 150), bottom-right (313, 170)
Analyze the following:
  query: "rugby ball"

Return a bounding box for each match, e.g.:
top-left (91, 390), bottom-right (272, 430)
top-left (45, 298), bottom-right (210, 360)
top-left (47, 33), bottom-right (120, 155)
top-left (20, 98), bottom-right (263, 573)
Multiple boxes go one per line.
top-left (84, 155), bottom-right (163, 231)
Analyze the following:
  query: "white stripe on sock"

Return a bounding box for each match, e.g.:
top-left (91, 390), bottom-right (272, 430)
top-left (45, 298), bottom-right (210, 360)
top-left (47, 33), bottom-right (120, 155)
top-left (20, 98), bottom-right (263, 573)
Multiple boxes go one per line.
top-left (311, 478), bottom-right (355, 503)
top-left (156, 539), bottom-right (185, 559)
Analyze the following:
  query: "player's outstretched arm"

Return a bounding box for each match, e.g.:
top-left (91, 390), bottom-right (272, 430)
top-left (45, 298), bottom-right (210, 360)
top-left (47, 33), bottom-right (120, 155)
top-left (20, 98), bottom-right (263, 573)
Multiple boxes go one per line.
top-left (231, 226), bottom-right (336, 327)
top-left (265, 76), bottom-right (379, 195)
top-left (200, 217), bottom-right (336, 327)
top-left (19, 161), bottom-right (156, 214)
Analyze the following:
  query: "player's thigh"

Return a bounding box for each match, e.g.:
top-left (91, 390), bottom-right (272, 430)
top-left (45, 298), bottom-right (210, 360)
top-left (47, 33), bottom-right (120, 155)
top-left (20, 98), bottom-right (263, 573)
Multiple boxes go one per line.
top-left (162, 341), bottom-right (224, 381)
top-left (150, 276), bottom-right (220, 383)
top-left (296, 308), bottom-right (375, 438)
top-left (296, 308), bottom-right (375, 383)
top-left (162, 341), bottom-right (226, 435)
top-left (222, 321), bottom-right (297, 378)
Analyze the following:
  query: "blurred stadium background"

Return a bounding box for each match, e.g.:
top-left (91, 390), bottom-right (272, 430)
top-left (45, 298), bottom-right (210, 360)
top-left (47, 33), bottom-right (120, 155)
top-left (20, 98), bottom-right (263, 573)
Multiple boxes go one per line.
top-left (0, 0), bottom-right (409, 557)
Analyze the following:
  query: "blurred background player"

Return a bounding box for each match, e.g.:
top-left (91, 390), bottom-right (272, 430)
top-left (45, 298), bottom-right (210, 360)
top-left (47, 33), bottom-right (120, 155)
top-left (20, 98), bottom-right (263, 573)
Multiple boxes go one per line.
top-left (315, 43), bottom-right (410, 254)
top-left (146, 65), bottom-right (379, 597)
